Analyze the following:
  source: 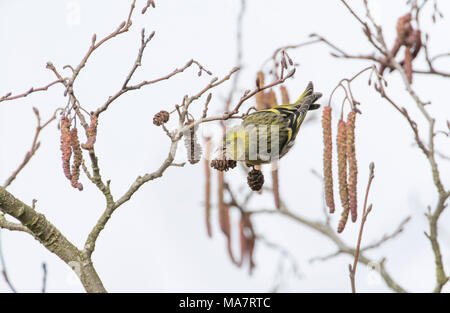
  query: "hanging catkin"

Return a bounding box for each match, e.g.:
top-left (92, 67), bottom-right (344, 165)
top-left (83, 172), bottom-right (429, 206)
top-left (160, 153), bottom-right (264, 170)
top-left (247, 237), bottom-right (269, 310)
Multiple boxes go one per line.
top-left (81, 115), bottom-right (98, 150)
top-left (337, 119), bottom-right (349, 233)
top-left (346, 111), bottom-right (358, 222)
top-left (322, 106), bottom-right (335, 213)
top-left (70, 128), bottom-right (83, 191)
top-left (184, 120), bottom-right (202, 164)
top-left (60, 117), bottom-right (72, 181)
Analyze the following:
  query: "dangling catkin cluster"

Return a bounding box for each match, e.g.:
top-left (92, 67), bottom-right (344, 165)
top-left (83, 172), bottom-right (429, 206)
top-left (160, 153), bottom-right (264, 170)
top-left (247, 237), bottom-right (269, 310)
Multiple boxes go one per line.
top-left (337, 119), bottom-right (349, 233)
top-left (322, 107), bottom-right (359, 233)
top-left (184, 119), bottom-right (202, 164)
top-left (81, 114), bottom-right (98, 150)
top-left (346, 111), bottom-right (358, 222)
top-left (322, 106), bottom-right (335, 213)
top-left (59, 117), bottom-right (84, 191)
top-left (70, 128), bottom-right (83, 191)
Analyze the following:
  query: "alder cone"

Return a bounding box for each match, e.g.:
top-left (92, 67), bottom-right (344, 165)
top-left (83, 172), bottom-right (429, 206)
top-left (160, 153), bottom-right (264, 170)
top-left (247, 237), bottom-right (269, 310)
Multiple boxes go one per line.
top-left (247, 169), bottom-right (264, 191)
top-left (153, 110), bottom-right (169, 126)
top-left (211, 158), bottom-right (236, 172)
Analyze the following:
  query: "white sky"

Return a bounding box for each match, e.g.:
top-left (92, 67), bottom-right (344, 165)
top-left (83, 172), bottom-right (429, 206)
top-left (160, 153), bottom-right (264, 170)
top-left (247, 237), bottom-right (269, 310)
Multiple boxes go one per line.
top-left (1, 0), bottom-right (450, 292)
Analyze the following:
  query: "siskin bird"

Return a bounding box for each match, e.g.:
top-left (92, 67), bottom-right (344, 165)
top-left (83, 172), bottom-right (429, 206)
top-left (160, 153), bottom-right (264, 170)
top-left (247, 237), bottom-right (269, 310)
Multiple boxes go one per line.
top-left (223, 82), bottom-right (321, 165)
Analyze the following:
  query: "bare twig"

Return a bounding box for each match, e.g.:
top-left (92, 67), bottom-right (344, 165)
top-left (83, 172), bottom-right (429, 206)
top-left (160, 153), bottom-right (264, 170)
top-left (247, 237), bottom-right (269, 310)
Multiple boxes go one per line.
top-left (361, 216), bottom-right (411, 252)
top-left (0, 231), bottom-right (17, 292)
top-left (0, 215), bottom-right (33, 235)
top-left (3, 107), bottom-right (59, 188)
top-left (141, 0), bottom-right (155, 14)
top-left (41, 262), bottom-right (47, 293)
top-left (68, 0), bottom-right (137, 85)
top-left (257, 235), bottom-right (302, 292)
top-left (96, 58), bottom-right (209, 115)
top-left (0, 80), bottom-right (63, 103)
top-left (349, 162), bottom-right (375, 293)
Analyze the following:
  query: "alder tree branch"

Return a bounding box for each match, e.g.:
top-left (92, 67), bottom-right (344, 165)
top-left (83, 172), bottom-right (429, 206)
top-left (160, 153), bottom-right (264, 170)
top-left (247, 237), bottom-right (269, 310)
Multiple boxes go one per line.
top-left (0, 186), bottom-right (106, 292)
top-left (1, 0), bottom-right (297, 293)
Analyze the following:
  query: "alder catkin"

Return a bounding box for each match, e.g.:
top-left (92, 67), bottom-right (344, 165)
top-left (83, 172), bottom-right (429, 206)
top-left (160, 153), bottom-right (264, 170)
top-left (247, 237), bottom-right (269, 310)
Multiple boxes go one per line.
top-left (280, 86), bottom-right (290, 104)
top-left (81, 115), bottom-right (98, 150)
top-left (322, 106), bottom-right (335, 213)
top-left (218, 171), bottom-right (237, 266)
top-left (60, 117), bottom-right (72, 181)
top-left (266, 89), bottom-right (278, 109)
top-left (218, 171), bottom-right (230, 238)
top-left (337, 119), bottom-right (349, 233)
top-left (70, 128), bottom-right (83, 191)
top-left (338, 208), bottom-right (350, 233)
top-left (404, 47), bottom-right (413, 84)
top-left (346, 111), bottom-right (358, 223)
top-left (239, 213), bottom-right (256, 274)
top-left (184, 120), bottom-right (202, 164)
top-left (204, 137), bottom-right (212, 238)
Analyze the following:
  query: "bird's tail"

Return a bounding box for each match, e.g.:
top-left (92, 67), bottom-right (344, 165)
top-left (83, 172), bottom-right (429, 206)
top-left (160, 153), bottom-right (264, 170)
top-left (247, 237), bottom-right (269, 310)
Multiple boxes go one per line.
top-left (293, 81), bottom-right (322, 110)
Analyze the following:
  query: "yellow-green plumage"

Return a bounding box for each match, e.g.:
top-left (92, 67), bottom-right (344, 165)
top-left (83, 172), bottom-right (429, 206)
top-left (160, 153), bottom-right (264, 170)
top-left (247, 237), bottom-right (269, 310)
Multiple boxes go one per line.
top-left (223, 82), bottom-right (322, 165)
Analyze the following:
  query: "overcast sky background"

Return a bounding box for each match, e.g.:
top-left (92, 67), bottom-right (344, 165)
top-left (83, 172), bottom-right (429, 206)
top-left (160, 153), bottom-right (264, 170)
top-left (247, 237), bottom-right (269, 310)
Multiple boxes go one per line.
top-left (1, 0), bottom-right (450, 292)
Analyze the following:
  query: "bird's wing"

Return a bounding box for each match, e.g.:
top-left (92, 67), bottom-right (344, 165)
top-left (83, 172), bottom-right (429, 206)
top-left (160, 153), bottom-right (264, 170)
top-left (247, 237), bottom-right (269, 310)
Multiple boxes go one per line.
top-left (242, 110), bottom-right (292, 154)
